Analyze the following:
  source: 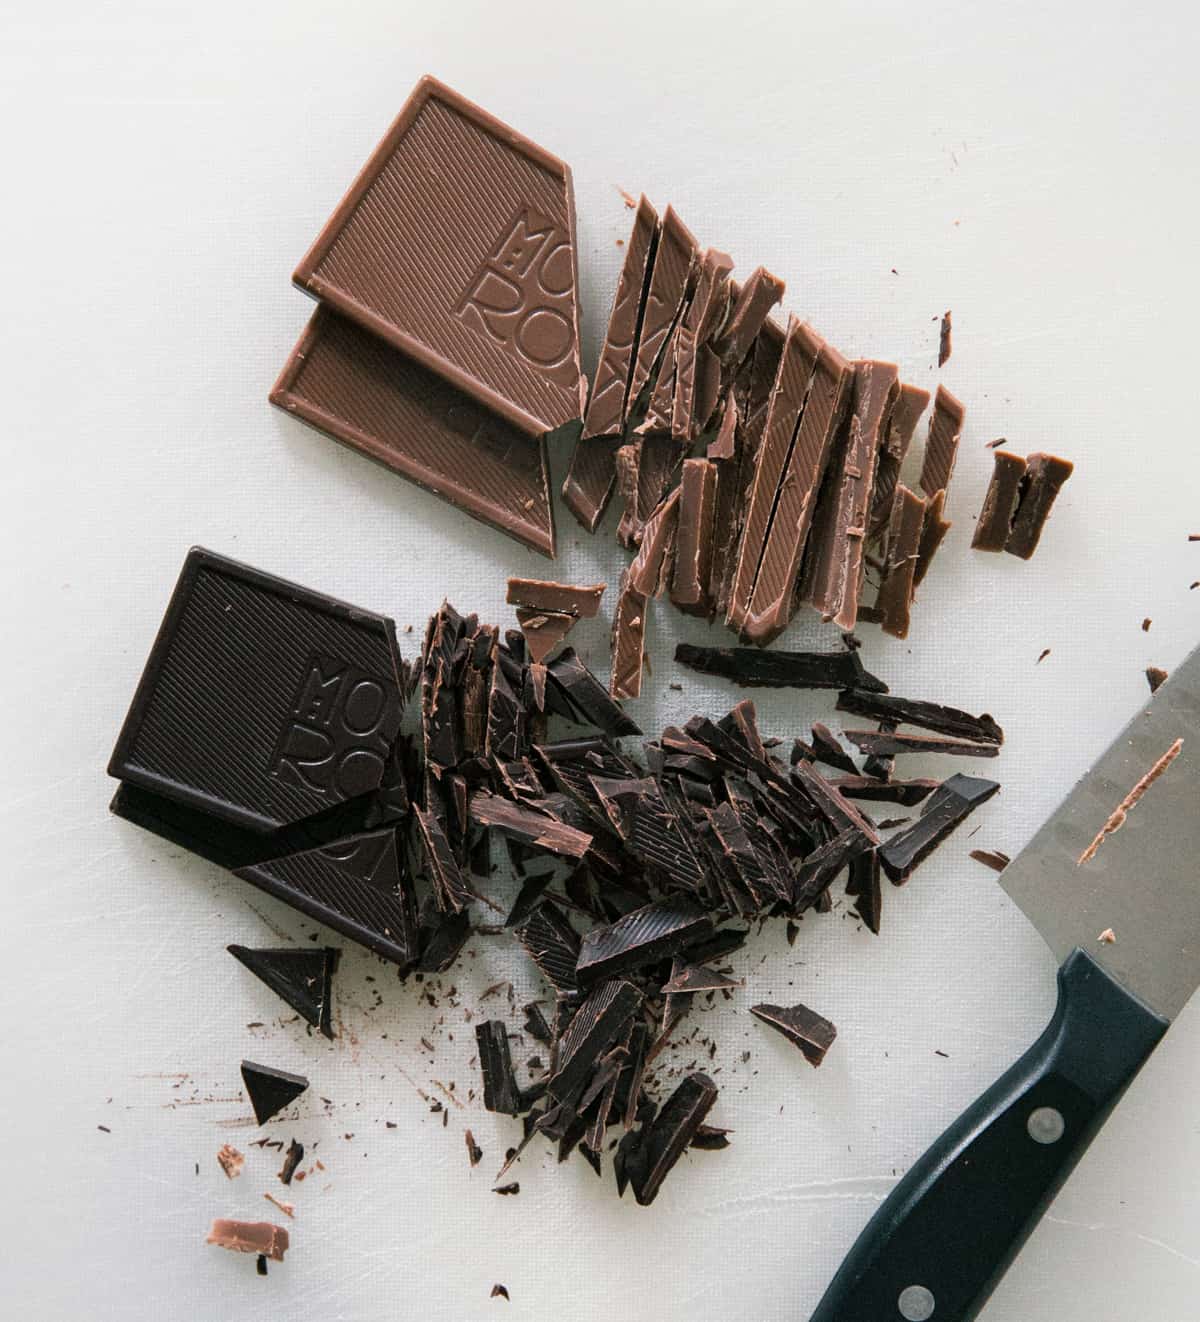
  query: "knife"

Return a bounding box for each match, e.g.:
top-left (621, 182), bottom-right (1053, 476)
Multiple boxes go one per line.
top-left (810, 641), bottom-right (1200, 1322)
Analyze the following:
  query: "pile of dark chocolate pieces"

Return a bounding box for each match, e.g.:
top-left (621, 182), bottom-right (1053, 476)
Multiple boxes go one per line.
top-left (108, 547), bottom-right (1004, 1206)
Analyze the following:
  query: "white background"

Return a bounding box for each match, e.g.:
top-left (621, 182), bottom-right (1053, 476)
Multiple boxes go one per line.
top-left (3, 2), bottom-right (1199, 1318)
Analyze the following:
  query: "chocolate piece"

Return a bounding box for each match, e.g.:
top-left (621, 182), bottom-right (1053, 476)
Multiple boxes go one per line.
top-left (1076, 737), bottom-right (1182, 867)
top-left (878, 772), bottom-right (1001, 882)
top-left (726, 318), bottom-right (822, 636)
top-left (690, 1124), bottom-right (732, 1151)
top-left (414, 807), bottom-right (472, 912)
top-left (294, 76), bottom-right (583, 438)
top-left (971, 450), bottom-right (1028, 552)
top-left (609, 569), bottom-right (648, 701)
top-left (491, 1284), bottom-right (510, 1300)
top-left (465, 1130), bottom-right (484, 1167)
top-left (673, 643), bottom-right (887, 692)
top-left (476, 1020), bottom-right (522, 1116)
top-left (207, 1219), bottom-right (289, 1262)
top-left (919, 384), bottom-right (965, 498)
top-left (575, 900), bottom-right (712, 985)
top-left (836, 690), bottom-right (1002, 744)
top-left (672, 248), bottom-right (736, 439)
top-left (416, 905), bottom-right (471, 972)
top-left (709, 390), bottom-right (738, 460)
top-left (279, 1139), bottom-right (304, 1185)
top-left (271, 306), bottom-right (556, 556)
top-left (628, 783), bottom-right (711, 891)
top-left (614, 441), bottom-right (643, 549)
top-left (789, 759), bottom-right (880, 843)
top-left (707, 801), bottom-right (777, 909)
top-left (869, 383), bottom-right (930, 540)
top-left (241, 1061), bottom-right (309, 1125)
top-left (750, 1002), bottom-right (837, 1066)
top-left (514, 608), bottom-right (575, 665)
top-left (969, 848), bottom-right (1010, 873)
top-left (580, 195), bottom-right (660, 440)
top-left (493, 1183), bottom-right (520, 1196)
top-left (841, 729), bottom-right (1000, 759)
top-left (792, 827), bottom-right (872, 909)
top-left (660, 963), bottom-right (741, 994)
top-left (874, 485), bottom-right (926, 639)
top-left (546, 648), bottom-right (641, 737)
top-left (670, 459), bottom-right (718, 614)
top-left (548, 979), bottom-right (642, 1100)
top-left (809, 723), bottom-right (858, 776)
top-left (227, 945), bottom-right (338, 1040)
top-left (256, 1255), bottom-right (269, 1276)
top-left (1146, 666), bottom-right (1169, 694)
top-left (485, 652), bottom-right (524, 762)
top-left (628, 488), bottom-right (682, 599)
top-left (638, 314), bottom-right (685, 436)
top-left (522, 1001), bottom-right (553, 1043)
top-left (938, 310), bottom-right (952, 367)
top-left (514, 901), bottom-right (581, 990)
top-left (470, 791), bottom-right (592, 858)
top-left (561, 434), bottom-right (626, 536)
top-left (507, 579), bottom-right (605, 618)
top-left (630, 1072), bottom-right (719, 1205)
top-left (713, 266), bottom-right (785, 368)
top-left (911, 489), bottom-right (951, 590)
top-left (801, 360), bottom-right (899, 628)
top-left (831, 776), bottom-right (939, 807)
top-left (1004, 453), bottom-right (1074, 560)
top-left (217, 1144), bottom-right (244, 1179)
top-left (626, 206), bottom-right (697, 411)
top-left (847, 849), bottom-right (882, 933)
top-left (109, 547), bottom-right (404, 834)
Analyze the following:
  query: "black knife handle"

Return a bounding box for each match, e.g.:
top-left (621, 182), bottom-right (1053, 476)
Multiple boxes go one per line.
top-left (809, 948), bottom-right (1167, 1322)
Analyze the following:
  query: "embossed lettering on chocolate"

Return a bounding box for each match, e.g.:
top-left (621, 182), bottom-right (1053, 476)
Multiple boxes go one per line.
top-left (293, 75), bottom-right (584, 438)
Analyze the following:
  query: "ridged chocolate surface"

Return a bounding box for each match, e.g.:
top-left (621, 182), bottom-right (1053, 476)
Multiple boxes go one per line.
top-left (609, 569), bottom-right (648, 701)
top-left (919, 383), bottom-right (965, 497)
top-left (561, 434), bottom-right (625, 534)
top-left (514, 901), bottom-right (581, 989)
top-left (631, 1072), bottom-right (718, 1205)
top-left (669, 458), bottom-right (717, 613)
top-left (575, 899), bottom-right (711, 985)
top-left (549, 979), bottom-right (642, 1100)
top-left (625, 206), bottom-right (697, 410)
top-left (869, 382), bottom-right (930, 539)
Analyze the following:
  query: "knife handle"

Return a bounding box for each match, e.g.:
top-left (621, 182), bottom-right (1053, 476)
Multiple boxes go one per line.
top-left (809, 948), bottom-right (1167, 1322)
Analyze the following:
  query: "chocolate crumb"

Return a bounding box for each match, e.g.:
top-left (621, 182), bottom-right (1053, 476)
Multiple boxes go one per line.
top-left (465, 1129), bottom-right (483, 1167)
top-left (1142, 618), bottom-right (1152, 632)
top-left (217, 1144), bottom-right (245, 1180)
top-left (492, 1284), bottom-right (511, 1300)
top-left (279, 1139), bottom-right (303, 1185)
top-left (938, 310), bottom-right (952, 366)
top-left (1146, 666), bottom-right (1168, 694)
top-left (256, 1255), bottom-right (268, 1276)
top-left (1098, 928), bottom-right (1116, 944)
top-left (985, 437), bottom-right (1006, 449)
top-left (97, 1125), bottom-right (110, 1134)
top-left (494, 1182), bottom-right (520, 1196)
top-left (934, 1049), bottom-right (949, 1058)
top-left (1036, 649), bottom-right (1051, 664)
top-left (968, 848), bottom-right (1010, 873)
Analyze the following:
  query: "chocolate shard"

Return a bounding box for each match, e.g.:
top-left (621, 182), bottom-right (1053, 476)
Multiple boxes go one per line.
top-left (750, 1002), bottom-right (837, 1066)
top-left (874, 484), bottom-right (926, 639)
top-left (742, 330), bottom-right (855, 644)
top-left (630, 1072), bottom-right (719, 1205)
top-left (912, 489), bottom-right (952, 590)
top-left (919, 384), bottom-right (965, 498)
top-left (414, 807), bottom-right (472, 912)
top-left (470, 790), bottom-right (592, 858)
top-left (548, 979), bottom-right (642, 1101)
top-left (546, 648), bottom-right (641, 737)
top-left (713, 266), bottom-right (786, 368)
top-left (561, 434), bottom-right (625, 537)
top-left (507, 579), bottom-right (606, 618)
top-left (1004, 453), bottom-right (1075, 560)
top-left (279, 1138), bottom-right (304, 1185)
top-left (800, 359), bottom-right (899, 628)
top-left (627, 782), bottom-right (711, 892)
top-left (614, 440), bottom-right (643, 549)
top-left (241, 1061), bottom-right (309, 1126)
top-left (416, 905), bottom-right (471, 972)
top-left (207, 1219), bottom-right (289, 1262)
top-left (846, 848), bottom-right (883, 933)
top-left (476, 1020), bottom-right (522, 1116)
top-left (709, 390), bottom-right (739, 461)
top-left (669, 459), bottom-right (718, 615)
top-left (580, 195), bottom-right (660, 441)
top-left (628, 488), bottom-right (682, 598)
top-left (271, 306), bottom-right (556, 556)
top-left (841, 729), bottom-right (1001, 759)
top-left (673, 643), bottom-right (887, 693)
top-left (108, 547), bottom-right (404, 834)
top-left (789, 759), bottom-right (880, 843)
top-left (294, 76), bottom-right (583, 438)
top-left (809, 723), bottom-right (859, 776)
top-left (522, 1001), bottom-right (553, 1043)
top-left (690, 1124), bottom-right (733, 1151)
top-left (706, 800), bottom-right (776, 910)
top-left (878, 772), bottom-right (1001, 882)
top-left (792, 827), bottom-right (872, 909)
top-left (626, 206), bottom-right (698, 413)
top-left (660, 963), bottom-right (741, 995)
top-left (971, 450), bottom-right (1028, 552)
top-left (609, 569), bottom-right (648, 700)
top-left (836, 690), bottom-right (1003, 744)
top-left (1146, 666), bottom-right (1169, 694)
top-left (575, 900), bottom-right (712, 986)
top-left (234, 828), bottom-right (419, 967)
top-left (671, 248), bottom-right (736, 440)
top-left (869, 383), bottom-right (930, 540)
top-left (831, 776), bottom-right (939, 807)
top-left (514, 901), bottom-right (581, 990)
top-left (969, 848), bottom-right (1011, 873)
top-left (485, 650), bottom-right (525, 762)
top-left (227, 945), bottom-right (339, 1040)
top-left (938, 311), bottom-right (953, 366)
top-left (514, 608), bottom-right (575, 665)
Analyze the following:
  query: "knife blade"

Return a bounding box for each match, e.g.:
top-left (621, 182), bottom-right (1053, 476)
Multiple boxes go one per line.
top-left (810, 641), bottom-right (1200, 1322)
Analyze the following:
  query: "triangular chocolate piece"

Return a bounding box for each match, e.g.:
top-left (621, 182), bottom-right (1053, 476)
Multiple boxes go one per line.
top-left (749, 1002), bottom-right (837, 1067)
top-left (293, 76), bottom-right (583, 439)
top-left (241, 1060), bottom-right (309, 1125)
top-left (227, 945), bottom-right (339, 1040)
top-left (660, 963), bottom-right (742, 995)
top-left (515, 607), bottom-right (576, 665)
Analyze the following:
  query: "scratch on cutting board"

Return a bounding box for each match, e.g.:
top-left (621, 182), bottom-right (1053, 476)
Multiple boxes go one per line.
top-left (697, 1175), bottom-right (897, 1219)
top-left (1045, 1216), bottom-right (1200, 1271)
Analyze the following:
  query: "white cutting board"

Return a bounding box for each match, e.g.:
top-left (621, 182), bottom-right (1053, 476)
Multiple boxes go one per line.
top-left (2, 2), bottom-right (1198, 1318)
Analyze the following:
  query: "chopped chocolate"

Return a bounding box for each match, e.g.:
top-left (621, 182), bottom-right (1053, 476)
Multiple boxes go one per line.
top-left (873, 485), bottom-right (927, 639)
top-left (971, 450), bottom-right (1028, 552)
top-left (841, 729), bottom-right (1000, 759)
top-left (911, 488), bottom-right (951, 590)
top-left (415, 807), bottom-right (473, 912)
top-left (416, 906), bottom-right (472, 973)
top-left (486, 653), bottom-right (525, 763)
top-left (227, 945), bottom-right (339, 1040)
top-left (938, 310), bottom-right (952, 367)
top-left (919, 384), bottom-right (964, 498)
top-left (1098, 928), bottom-right (1116, 945)
top-left (207, 1219), bottom-right (289, 1262)
top-left (792, 827), bottom-right (872, 909)
top-left (628, 488), bottom-right (681, 597)
top-left (831, 776), bottom-right (939, 807)
top-left (293, 76), bottom-right (583, 439)
top-left (257, 1255), bottom-right (268, 1276)
top-left (614, 440), bottom-right (643, 548)
top-left (809, 723), bottom-right (858, 776)
top-left (279, 1139), bottom-right (304, 1185)
top-left (660, 963), bottom-right (741, 994)
top-left (491, 1284), bottom-right (510, 1300)
top-left (493, 1183), bottom-right (520, 1196)
top-left (713, 266), bottom-right (786, 369)
top-left (609, 569), bottom-right (648, 701)
top-left (847, 849), bottom-right (883, 933)
top-left (836, 690), bottom-right (1002, 744)
top-left (1037, 648), bottom-right (1051, 664)
top-left (878, 773), bottom-right (1001, 882)
top-left (869, 383), bottom-right (930, 540)
top-left (626, 206), bottom-right (698, 409)
top-left (561, 434), bottom-right (625, 538)
top-left (969, 848), bottom-right (1010, 873)
top-left (508, 578), bottom-right (606, 619)
top-left (241, 1061), bottom-right (309, 1126)
top-left (514, 901), bottom-right (581, 990)
top-left (579, 195), bottom-right (660, 441)
top-left (630, 1072), bottom-right (719, 1205)
top-left (548, 979), bottom-right (642, 1100)
top-left (476, 1021), bottom-right (522, 1116)
top-left (672, 251), bottom-right (736, 437)
top-left (514, 608), bottom-right (575, 665)
top-left (1004, 453), bottom-right (1074, 560)
top-left (750, 1002), bottom-right (837, 1066)
top-left (547, 648), bottom-right (641, 737)
top-left (576, 900), bottom-right (712, 985)
top-left (673, 643), bottom-right (887, 692)
top-left (465, 1130), bottom-right (483, 1167)
top-left (217, 1144), bottom-right (244, 1180)
top-left (470, 791), bottom-right (592, 858)
top-left (690, 1124), bottom-right (733, 1151)
top-left (670, 459), bottom-right (718, 614)
top-left (1146, 666), bottom-right (1169, 694)
top-left (790, 758), bottom-right (880, 843)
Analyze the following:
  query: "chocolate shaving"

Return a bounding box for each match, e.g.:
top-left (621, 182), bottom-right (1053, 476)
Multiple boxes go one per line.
top-left (841, 729), bottom-right (1000, 759)
top-left (836, 689), bottom-right (1002, 744)
top-left (1076, 738), bottom-right (1183, 866)
top-left (969, 848), bottom-right (1010, 873)
top-left (674, 643), bottom-right (887, 692)
top-left (278, 1139), bottom-right (303, 1185)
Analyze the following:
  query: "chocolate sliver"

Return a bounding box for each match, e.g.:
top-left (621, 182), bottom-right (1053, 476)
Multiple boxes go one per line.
top-left (919, 384), bottom-right (965, 498)
top-left (575, 899), bottom-right (712, 985)
top-left (911, 488), bottom-right (951, 590)
top-left (841, 729), bottom-right (1000, 758)
top-left (749, 1002), bottom-right (837, 1066)
top-left (476, 1020), bottom-right (522, 1115)
top-left (630, 1072), bottom-right (719, 1205)
top-left (414, 807), bottom-right (472, 913)
top-left (625, 206), bottom-right (698, 415)
top-left (627, 488), bottom-right (681, 598)
top-left (514, 607), bottom-right (576, 665)
top-left (548, 979), bottom-right (642, 1101)
top-left (830, 776), bottom-right (939, 807)
top-left (673, 642), bottom-right (887, 692)
top-left (874, 484), bottom-right (926, 639)
top-left (207, 1219), bottom-right (289, 1262)
top-left (836, 689), bottom-right (1002, 744)
top-left (469, 790), bottom-right (592, 857)
top-left (659, 963), bottom-right (742, 995)
top-left (514, 901), bottom-right (581, 990)
top-left (546, 647), bottom-right (641, 736)
top-left (670, 458), bottom-right (718, 616)
top-left (609, 569), bottom-right (648, 700)
top-left (869, 382), bottom-right (930, 541)
top-left (809, 722), bottom-right (858, 776)
top-left (507, 578), bottom-right (606, 618)
top-left (562, 434), bottom-right (626, 536)
top-left (713, 266), bottom-right (786, 368)
top-left (241, 1061), bottom-right (309, 1126)
top-left (671, 248), bottom-right (736, 440)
